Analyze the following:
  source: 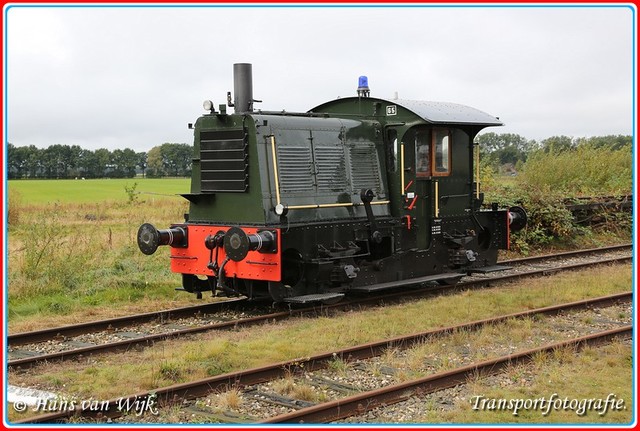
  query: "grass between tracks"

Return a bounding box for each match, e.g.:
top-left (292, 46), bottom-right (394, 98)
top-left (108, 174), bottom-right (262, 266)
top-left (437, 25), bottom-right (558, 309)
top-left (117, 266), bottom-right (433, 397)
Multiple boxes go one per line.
top-left (8, 263), bottom-right (633, 424)
top-left (418, 340), bottom-right (632, 424)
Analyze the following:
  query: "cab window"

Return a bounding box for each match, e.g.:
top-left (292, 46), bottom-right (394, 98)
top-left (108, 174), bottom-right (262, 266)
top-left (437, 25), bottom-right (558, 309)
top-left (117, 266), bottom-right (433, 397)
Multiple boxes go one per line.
top-left (432, 128), bottom-right (451, 176)
top-left (385, 129), bottom-right (398, 173)
top-left (415, 131), bottom-right (431, 177)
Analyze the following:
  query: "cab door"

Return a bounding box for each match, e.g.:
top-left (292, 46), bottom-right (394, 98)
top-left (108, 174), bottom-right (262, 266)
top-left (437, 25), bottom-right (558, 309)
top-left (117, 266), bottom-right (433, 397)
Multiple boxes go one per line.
top-left (401, 126), bottom-right (454, 250)
top-left (400, 127), bottom-right (433, 250)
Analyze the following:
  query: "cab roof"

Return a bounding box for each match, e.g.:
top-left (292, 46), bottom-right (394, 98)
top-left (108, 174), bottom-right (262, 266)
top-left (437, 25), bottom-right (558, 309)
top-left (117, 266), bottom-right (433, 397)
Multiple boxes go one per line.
top-left (310, 97), bottom-right (503, 127)
top-left (392, 99), bottom-right (503, 126)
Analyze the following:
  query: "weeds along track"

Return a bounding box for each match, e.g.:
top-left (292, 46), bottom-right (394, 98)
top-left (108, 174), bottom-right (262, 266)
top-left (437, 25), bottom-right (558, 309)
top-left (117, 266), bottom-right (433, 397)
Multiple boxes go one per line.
top-left (7, 244), bottom-right (632, 371)
top-left (13, 292), bottom-right (632, 424)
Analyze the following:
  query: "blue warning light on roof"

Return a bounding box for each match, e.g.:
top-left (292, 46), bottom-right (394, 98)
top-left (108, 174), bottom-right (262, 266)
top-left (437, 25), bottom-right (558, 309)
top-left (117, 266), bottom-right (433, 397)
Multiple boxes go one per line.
top-left (358, 76), bottom-right (369, 90)
top-left (357, 75), bottom-right (370, 97)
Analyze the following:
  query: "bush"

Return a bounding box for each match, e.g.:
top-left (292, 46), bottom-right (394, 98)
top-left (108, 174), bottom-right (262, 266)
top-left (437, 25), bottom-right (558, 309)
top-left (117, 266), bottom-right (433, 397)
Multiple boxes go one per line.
top-left (520, 144), bottom-right (632, 196)
top-left (485, 185), bottom-right (578, 254)
top-left (481, 139), bottom-right (633, 253)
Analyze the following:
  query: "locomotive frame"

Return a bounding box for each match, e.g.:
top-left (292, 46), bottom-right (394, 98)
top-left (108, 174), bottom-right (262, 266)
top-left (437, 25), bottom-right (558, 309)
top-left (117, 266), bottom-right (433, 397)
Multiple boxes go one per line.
top-left (138, 63), bottom-right (526, 304)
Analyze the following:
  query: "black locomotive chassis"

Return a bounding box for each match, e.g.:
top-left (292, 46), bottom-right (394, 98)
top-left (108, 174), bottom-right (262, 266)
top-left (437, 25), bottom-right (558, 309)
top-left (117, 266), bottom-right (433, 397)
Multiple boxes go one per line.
top-left (262, 209), bottom-right (507, 299)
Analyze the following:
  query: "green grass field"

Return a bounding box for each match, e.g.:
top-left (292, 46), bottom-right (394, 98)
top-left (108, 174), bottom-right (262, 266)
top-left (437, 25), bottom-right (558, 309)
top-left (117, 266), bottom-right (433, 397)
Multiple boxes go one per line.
top-left (8, 178), bottom-right (190, 204)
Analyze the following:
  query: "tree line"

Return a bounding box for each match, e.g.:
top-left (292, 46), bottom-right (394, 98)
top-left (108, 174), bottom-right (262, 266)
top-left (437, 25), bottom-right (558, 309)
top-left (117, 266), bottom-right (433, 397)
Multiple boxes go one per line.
top-left (8, 134), bottom-right (631, 180)
top-left (476, 133), bottom-right (632, 173)
top-left (7, 143), bottom-right (192, 179)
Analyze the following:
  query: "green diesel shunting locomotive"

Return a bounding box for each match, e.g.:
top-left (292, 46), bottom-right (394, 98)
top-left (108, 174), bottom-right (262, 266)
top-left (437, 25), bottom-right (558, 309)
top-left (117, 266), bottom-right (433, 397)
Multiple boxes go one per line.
top-left (138, 63), bottom-right (526, 304)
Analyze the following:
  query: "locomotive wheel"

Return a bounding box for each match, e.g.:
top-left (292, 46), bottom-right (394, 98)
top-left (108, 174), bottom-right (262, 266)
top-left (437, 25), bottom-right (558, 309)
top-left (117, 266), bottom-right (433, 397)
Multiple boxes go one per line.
top-left (281, 249), bottom-right (305, 287)
top-left (268, 282), bottom-right (288, 303)
top-left (477, 227), bottom-right (492, 250)
top-left (181, 274), bottom-right (214, 298)
top-left (268, 249), bottom-right (307, 303)
top-left (244, 280), bottom-right (271, 300)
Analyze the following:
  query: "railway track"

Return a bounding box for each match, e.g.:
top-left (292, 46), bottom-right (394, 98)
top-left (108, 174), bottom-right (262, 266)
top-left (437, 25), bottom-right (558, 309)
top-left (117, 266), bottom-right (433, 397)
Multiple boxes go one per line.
top-left (263, 326), bottom-right (632, 424)
top-left (12, 291), bottom-right (632, 424)
top-left (7, 297), bottom-right (252, 345)
top-left (7, 244), bottom-right (632, 371)
top-left (564, 194), bottom-right (632, 213)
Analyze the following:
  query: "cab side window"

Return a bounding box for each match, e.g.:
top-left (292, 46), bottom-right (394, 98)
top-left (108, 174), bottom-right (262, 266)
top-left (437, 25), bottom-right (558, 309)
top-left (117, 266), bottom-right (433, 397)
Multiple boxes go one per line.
top-left (432, 128), bottom-right (451, 176)
top-left (415, 131), bottom-right (431, 177)
top-left (385, 129), bottom-right (398, 173)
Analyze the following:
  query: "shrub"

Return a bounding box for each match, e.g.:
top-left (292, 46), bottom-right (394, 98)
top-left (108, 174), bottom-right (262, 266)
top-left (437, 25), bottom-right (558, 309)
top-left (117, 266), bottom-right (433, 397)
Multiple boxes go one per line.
top-left (481, 140), bottom-right (632, 253)
top-left (520, 144), bottom-right (632, 196)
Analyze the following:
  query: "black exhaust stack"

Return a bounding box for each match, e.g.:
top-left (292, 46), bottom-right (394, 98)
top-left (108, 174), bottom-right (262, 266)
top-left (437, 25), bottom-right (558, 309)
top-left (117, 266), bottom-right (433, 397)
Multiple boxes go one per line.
top-left (233, 63), bottom-right (254, 113)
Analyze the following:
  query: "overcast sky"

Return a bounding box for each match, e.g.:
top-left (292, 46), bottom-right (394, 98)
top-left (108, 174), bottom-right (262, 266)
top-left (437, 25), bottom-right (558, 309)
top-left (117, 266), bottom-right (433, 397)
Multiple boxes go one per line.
top-left (5, 4), bottom-right (635, 152)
